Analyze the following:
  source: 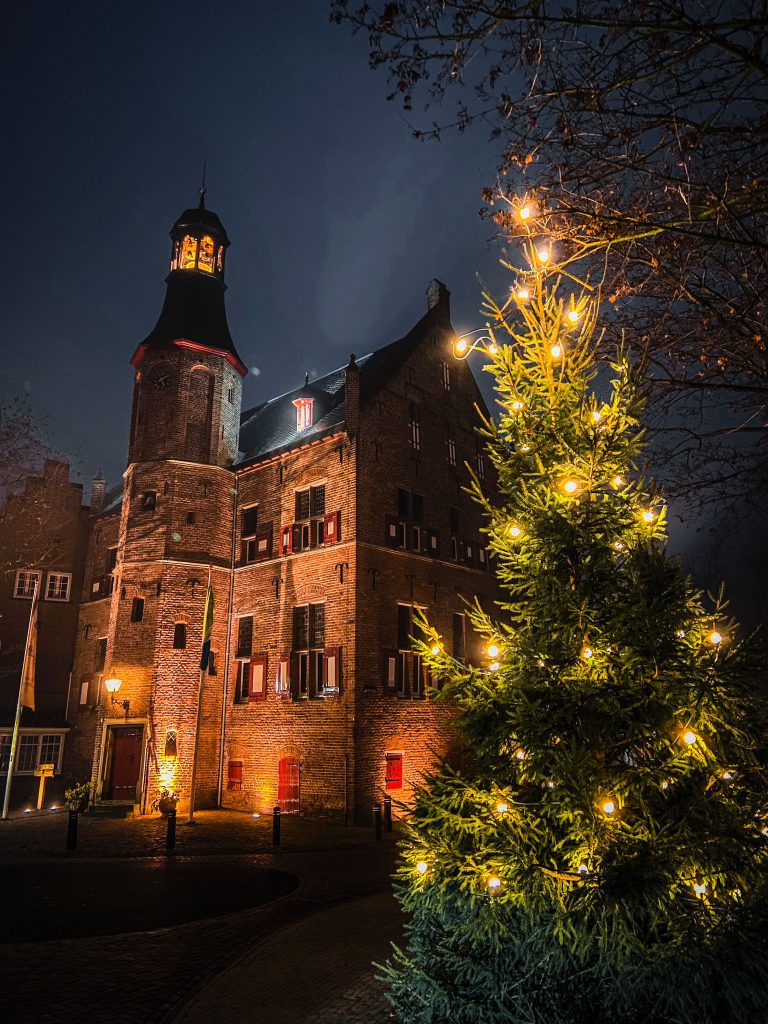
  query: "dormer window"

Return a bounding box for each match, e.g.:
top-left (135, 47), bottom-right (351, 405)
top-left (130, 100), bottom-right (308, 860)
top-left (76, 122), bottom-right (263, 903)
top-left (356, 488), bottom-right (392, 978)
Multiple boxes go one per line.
top-left (293, 397), bottom-right (314, 432)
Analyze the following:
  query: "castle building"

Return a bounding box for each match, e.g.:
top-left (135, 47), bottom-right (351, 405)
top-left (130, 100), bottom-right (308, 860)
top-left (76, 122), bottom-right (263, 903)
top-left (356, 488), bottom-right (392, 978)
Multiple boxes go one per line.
top-left (3, 195), bottom-right (499, 820)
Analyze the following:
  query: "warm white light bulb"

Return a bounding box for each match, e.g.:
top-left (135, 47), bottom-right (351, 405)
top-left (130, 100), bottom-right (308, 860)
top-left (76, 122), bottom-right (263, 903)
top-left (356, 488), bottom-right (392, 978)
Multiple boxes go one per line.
top-left (488, 343), bottom-right (498, 354)
top-left (252, 812), bottom-right (261, 818)
top-left (515, 748), bottom-right (525, 761)
top-left (722, 771), bottom-right (734, 781)
top-left (512, 400), bottom-right (523, 411)
top-left (591, 410), bottom-right (602, 423)
top-left (519, 443), bottom-right (531, 453)
top-left (489, 661), bottom-right (500, 672)
top-left (455, 338), bottom-right (468, 354)
top-left (694, 882), bottom-right (707, 896)
top-left (487, 644), bottom-right (500, 658)
top-left (497, 802), bottom-right (509, 814)
top-left (582, 646), bottom-right (593, 660)
top-left (567, 309), bottom-right (579, 323)
top-left (431, 644), bottom-right (441, 656)
top-left (519, 205), bottom-right (531, 220)
top-left (550, 343), bottom-right (562, 359)
top-left (602, 800), bottom-right (616, 815)
top-left (563, 479), bottom-right (578, 494)
top-left (683, 731), bottom-right (698, 746)
top-left (612, 475), bottom-right (624, 487)
top-left (661, 781), bottom-right (669, 790)
top-left (537, 247), bottom-right (550, 263)
top-left (488, 876), bottom-right (502, 891)
top-left (517, 287), bottom-right (530, 300)
top-left (613, 540), bottom-right (625, 551)
top-left (416, 861), bottom-right (429, 875)
top-left (509, 525), bottom-right (522, 539)
top-left (577, 863), bottom-right (589, 876)
top-left (709, 631), bottom-right (723, 646)
top-left (642, 509), bottom-right (655, 523)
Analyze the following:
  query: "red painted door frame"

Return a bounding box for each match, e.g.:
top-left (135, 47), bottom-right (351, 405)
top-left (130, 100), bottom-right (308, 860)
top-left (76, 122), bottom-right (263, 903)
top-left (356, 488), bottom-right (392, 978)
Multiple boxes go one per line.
top-left (106, 727), bottom-right (143, 800)
top-left (278, 757), bottom-right (300, 814)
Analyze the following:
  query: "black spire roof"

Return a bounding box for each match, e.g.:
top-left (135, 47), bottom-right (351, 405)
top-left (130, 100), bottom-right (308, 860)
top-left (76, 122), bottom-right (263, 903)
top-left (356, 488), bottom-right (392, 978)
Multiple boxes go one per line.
top-left (132, 196), bottom-right (245, 374)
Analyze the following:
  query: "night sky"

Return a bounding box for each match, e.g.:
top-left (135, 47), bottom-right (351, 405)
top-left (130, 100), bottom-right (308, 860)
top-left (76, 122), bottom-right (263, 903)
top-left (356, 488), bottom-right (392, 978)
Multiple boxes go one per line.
top-left (1, 1), bottom-right (506, 487)
top-left (1, 2), bottom-right (762, 621)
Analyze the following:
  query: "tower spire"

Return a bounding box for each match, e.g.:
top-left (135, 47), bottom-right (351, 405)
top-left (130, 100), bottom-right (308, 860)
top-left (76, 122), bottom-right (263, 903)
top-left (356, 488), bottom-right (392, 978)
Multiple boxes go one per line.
top-left (199, 160), bottom-right (207, 209)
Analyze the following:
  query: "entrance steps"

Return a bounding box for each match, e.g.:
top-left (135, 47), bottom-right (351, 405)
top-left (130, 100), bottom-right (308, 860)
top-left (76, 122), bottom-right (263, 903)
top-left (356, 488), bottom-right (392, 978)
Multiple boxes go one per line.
top-left (90, 800), bottom-right (135, 819)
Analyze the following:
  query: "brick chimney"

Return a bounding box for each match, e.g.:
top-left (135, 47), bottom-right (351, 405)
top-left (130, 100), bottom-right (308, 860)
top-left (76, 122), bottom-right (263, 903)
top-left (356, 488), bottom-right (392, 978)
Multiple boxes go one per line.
top-left (90, 470), bottom-right (106, 513)
top-left (345, 354), bottom-right (360, 438)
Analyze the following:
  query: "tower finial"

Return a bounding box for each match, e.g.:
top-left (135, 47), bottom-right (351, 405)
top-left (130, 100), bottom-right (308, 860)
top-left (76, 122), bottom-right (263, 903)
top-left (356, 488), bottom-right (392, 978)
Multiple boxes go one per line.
top-left (199, 160), bottom-right (207, 209)
top-left (304, 371), bottom-right (309, 387)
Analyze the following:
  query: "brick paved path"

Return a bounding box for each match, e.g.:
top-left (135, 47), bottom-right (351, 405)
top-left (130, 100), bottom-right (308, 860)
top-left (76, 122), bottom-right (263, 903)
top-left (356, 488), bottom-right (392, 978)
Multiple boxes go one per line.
top-left (0, 811), bottom-right (402, 1024)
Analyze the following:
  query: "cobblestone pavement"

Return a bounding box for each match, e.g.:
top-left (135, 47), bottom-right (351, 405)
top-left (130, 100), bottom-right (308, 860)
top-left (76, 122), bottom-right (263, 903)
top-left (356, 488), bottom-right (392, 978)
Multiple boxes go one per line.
top-left (0, 810), bottom-right (402, 1024)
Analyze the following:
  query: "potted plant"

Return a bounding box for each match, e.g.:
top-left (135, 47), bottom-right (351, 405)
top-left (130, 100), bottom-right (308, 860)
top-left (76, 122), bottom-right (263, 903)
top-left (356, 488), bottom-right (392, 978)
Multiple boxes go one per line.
top-left (152, 789), bottom-right (179, 816)
top-left (64, 781), bottom-right (91, 813)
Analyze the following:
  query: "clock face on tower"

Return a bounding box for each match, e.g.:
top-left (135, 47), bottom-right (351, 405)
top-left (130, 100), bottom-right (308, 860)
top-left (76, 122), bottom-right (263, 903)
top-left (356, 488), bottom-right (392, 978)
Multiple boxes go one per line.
top-left (153, 372), bottom-right (172, 391)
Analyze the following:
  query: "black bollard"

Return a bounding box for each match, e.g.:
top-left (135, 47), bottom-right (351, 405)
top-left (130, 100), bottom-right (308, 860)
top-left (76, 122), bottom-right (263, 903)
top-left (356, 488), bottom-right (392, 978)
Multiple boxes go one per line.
top-left (166, 808), bottom-right (176, 852)
top-left (66, 809), bottom-right (78, 851)
top-left (383, 795), bottom-right (392, 832)
top-left (272, 805), bottom-right (281, 847)
top-left (373, 802), bottom-right (382, 841)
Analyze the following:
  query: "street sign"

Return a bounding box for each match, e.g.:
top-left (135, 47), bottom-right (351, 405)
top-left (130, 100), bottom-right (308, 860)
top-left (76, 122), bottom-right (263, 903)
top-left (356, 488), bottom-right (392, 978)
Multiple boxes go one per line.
top-left (34, 763), bottom-right (54, 777)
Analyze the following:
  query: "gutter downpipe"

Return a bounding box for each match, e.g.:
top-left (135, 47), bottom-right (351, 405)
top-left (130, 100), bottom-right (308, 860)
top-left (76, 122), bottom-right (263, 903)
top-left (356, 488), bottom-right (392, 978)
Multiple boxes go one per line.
top-left (217, 475), bottom-right (238, 807)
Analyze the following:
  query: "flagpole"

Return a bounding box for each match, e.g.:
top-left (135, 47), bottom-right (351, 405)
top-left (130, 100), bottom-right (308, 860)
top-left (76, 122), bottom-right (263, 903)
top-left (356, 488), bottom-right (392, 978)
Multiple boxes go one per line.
top-left (2, 583), bottom-right (38, 821)
top-left (187, 566), bottom-right (212, 824)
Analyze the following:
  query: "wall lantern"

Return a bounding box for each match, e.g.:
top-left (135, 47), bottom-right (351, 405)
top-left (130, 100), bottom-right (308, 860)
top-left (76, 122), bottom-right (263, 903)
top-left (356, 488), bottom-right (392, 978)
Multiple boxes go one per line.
top-left (104, 677), bottom-right (129, 716)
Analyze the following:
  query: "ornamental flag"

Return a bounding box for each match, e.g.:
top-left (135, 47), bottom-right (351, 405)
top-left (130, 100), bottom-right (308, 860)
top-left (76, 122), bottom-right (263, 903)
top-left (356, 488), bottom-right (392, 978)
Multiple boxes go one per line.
top-left (20, 587), bottom-right (39, 711)
top-left (200, 583), bottom-right (214, 672)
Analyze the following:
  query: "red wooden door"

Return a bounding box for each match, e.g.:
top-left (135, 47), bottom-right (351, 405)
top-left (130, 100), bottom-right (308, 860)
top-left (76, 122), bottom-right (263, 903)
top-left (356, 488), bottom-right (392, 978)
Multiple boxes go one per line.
top-left (108, 728), bottom-right (143, 800)
top-left (278, 757), bottom-right (300, 814)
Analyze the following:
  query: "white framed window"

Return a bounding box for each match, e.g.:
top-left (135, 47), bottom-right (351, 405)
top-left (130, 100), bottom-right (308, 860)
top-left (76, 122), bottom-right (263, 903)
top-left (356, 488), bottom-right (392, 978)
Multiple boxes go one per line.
top-left (293, 397), bottom-right (314, 432)
top-left (0, 731), bottom-right (65, 774)
top-left (14, 570), bottom-right (41, 599)
top-left (45, 572), bottom-right (72, 602)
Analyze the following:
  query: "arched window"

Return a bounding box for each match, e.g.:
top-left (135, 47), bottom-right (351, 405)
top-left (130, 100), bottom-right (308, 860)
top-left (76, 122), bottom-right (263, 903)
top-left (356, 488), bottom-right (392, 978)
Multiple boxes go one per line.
top-left (198, 235), bottom-right (215, 273)
top-left (180, 235), bottom-right (198, 270)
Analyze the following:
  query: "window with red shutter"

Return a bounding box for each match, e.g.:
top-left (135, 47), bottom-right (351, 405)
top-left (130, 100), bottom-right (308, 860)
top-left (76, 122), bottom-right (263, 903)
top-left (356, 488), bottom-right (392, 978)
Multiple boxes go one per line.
top-left (323, 510), bottom-right (341, 545)
top-left (249, 654), bottom-right (268, 702)
top-left (280, 525), bottom-right (293, 556)
top-left (323, 646), bottom-right (341, 692)
top-left (385, 752), bottom-right (403, 790)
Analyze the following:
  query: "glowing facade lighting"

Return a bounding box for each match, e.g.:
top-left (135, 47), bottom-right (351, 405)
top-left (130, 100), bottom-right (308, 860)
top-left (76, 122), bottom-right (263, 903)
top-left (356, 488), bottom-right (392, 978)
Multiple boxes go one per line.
top-left (104, 678), bottom-right (122, 694)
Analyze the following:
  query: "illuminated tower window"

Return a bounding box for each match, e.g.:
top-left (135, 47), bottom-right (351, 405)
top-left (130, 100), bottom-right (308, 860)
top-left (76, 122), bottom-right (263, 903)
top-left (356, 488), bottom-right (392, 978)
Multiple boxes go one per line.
top-left (198, 235), bottom-right (215, 273)
top-left (293, 397), bottom-right (313, 432)
top-left (180, 235), bottom-right (198, 270)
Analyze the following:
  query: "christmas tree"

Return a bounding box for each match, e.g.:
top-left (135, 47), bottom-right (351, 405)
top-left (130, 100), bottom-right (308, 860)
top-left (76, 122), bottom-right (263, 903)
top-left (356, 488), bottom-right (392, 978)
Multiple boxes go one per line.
top-left (384, 213), bottom-right (768, 1023)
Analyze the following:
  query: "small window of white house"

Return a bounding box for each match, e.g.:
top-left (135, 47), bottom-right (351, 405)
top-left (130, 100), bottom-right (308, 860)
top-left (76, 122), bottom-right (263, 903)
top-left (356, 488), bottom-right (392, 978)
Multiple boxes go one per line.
top-left (45, 572), bottom-right (72, 602)
top-left (293, 397), bottom-right (313, 432)
top-left (14, 570), bottom-right (41, 599)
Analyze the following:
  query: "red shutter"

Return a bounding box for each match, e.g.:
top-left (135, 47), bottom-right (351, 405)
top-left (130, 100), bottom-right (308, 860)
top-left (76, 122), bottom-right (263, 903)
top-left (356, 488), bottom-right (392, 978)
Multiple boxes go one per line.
top-left (280, 525), bottom-right (293, 556)
top-left (227, 760), bottom-right (243, 791)
top-left (384, 515), bottom-right (399, 548)
top-left (249, 654), bottom-right (268, 702)
top-left (324, 510), bottom-right (341, 545)
top-left (323, 646), bottom-right (341, 691)
top-left (385, 753), bottom-right (403, 790)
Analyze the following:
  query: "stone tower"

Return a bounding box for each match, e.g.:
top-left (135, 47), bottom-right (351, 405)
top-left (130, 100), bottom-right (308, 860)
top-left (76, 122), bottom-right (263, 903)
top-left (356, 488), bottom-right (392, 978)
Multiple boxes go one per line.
top-left (96, 192), bottom-right (246, 809)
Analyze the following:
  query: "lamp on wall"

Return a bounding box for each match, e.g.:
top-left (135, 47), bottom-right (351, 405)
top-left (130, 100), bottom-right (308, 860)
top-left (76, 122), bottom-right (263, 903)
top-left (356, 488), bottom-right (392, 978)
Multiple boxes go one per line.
top-left (104, 678), bottom-right (129, 717)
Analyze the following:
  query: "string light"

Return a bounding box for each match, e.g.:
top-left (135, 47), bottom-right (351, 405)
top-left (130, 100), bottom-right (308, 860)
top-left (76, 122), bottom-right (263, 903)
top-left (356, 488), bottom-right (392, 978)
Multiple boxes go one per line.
top-left (546, 780), bottom-right (556, 789)
top-left (722, 771), bottom-right (734, 781)
top-left (515, 749), bottom-right (526, 761)
top-left (709, 631), bottom-right (723, 646)
top-left (488, 342), bottom-right (498, 354)
top-left (497, 802), bottom-right (509, 814)
top-left (694, 883), bottom-right (707, 896)
top-left (676, 629), bottom-right (685, 638)
top-left (537, 659), bottom-right (545, 668)
top-left (509, 525), bottom-right (523, 539)
top-left (488, 876), bottom-right (502, 891)
top-left (519, 205), bottom-right (531, 221)
top-left (582, 645), bottom-right (593, 660)
top-left (519, 443), bottom-right (531, 453)
top-left (536, 246), bottom-right (550, 263)
top-left (431, 644), bottom-right (441, 656)
top-left (661, 781), bottom-right (669, 790)
top-left (567, 309), bottom-right (579, 323)
top-left (487, 644), bottom-right (500, 659)
top-left (591, 410), bottom-right (602, 424)
top-left (612, 475), bottom-right (624, 487)
top-left (455, 338), bottom-right (468, 354)
top-left (577, 863), bottom-right (589, 876)
top-left (517, 287), bottom-right (530, 300)
top-left (642, 509), bottom-right (655, 523)
top-left (613, 540), bottom-right (625, 551)
top-left (563, 479), bottom-right (578, 494)
top-left (550, 343), bottom-right (563, 359)
top-left (683, 730), bottom-right (698, 746)
top-left (490, 661), bottom-right (500, 672)
top-left (602, 800), bottom-right (616, 815)
top-left (512, 400), bottom-right (524, 411)
top-left (416, 861), bottom-right (429, 875)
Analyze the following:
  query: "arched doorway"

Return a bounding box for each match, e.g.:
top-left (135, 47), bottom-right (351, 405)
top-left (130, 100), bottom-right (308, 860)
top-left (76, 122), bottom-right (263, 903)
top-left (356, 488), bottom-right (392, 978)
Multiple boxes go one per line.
top-left (278, 757), bottom-right (300, 814)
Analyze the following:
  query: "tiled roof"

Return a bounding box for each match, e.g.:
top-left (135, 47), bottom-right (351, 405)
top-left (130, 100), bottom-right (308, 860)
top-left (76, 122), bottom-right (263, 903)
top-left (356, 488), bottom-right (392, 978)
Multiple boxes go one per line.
top-left (236, 283), bottom-right (453, 465)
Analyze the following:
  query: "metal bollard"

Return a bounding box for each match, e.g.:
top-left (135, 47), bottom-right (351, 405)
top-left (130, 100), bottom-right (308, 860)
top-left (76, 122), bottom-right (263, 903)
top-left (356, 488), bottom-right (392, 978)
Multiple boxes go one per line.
top-left (166, 808), bottom-right (176, 852)
top-left (373, 802), bottom-right (382, 841)
top-left (383, 795), bottom-right (393, 832)
top-left (66, 809), bottom-right (78, 851)
top-left (272, 805), bottom-right (281, 847)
